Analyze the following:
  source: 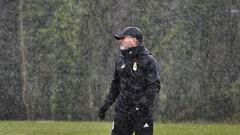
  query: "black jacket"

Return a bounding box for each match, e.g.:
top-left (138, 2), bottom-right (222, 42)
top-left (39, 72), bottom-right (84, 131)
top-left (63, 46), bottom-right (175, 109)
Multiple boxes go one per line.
top-left (103, 45), bottom-right (160, 118)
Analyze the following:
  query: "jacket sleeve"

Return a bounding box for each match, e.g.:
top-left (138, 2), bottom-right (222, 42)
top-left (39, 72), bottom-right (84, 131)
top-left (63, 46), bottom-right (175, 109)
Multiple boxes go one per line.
top-left (103, 62), bottom-right (120, 109)
top-left (137, 56), bottom-right (160, 111)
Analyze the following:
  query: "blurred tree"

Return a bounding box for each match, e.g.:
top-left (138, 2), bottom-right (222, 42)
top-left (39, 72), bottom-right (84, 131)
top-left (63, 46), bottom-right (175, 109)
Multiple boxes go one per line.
top-left (0, 0), bottom-right (26, 119)
top-left (164, 0), bottom-right (240, 121)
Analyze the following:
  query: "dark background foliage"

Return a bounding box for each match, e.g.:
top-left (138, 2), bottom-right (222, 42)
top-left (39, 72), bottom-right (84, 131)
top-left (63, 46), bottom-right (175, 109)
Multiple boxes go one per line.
top-left (0, 0), bottom-right (239, 122)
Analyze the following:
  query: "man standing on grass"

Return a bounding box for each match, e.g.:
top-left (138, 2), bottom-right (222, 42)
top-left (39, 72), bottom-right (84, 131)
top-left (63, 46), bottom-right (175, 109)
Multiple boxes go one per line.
top-left (99, 26), bottom-right (160, 135)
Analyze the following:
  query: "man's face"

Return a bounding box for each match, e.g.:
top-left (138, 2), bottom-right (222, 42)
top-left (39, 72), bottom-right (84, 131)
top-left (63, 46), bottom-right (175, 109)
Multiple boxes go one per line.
top-left (119, 36), bottom-right (138, 50)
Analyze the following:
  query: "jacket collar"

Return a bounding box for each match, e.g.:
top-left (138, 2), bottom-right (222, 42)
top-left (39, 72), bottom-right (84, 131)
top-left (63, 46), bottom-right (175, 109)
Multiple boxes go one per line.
top-left (121, 45), bottom-right (150, 59)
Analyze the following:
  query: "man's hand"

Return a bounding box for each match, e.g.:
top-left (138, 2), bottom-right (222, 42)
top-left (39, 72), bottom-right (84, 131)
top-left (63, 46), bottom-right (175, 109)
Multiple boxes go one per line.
top-left (128, 107), bottom-right (139, 120)
top-left (128, 105), bottom-right (149, 120)
top-left (99, 105), bottom-right (108, 120)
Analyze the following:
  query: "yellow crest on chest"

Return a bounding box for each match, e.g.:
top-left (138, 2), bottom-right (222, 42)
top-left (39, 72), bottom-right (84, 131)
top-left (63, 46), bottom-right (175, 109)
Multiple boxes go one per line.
top-left (133, 62), bottom-right (137, 71)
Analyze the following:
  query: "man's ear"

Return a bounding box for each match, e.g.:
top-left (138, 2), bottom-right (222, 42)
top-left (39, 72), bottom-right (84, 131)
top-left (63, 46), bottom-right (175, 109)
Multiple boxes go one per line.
top-left (133, 38), bottom-right (138, 45)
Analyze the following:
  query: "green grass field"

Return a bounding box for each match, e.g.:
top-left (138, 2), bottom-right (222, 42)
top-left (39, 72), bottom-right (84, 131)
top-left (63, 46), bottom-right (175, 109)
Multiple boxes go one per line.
top-left (0, 121), bottom-right (239, 135)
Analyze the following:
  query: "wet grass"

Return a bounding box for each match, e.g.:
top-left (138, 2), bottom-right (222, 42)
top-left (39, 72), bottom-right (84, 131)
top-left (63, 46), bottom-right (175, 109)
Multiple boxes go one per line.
top-left (0, 121), bottom-right (239, 135)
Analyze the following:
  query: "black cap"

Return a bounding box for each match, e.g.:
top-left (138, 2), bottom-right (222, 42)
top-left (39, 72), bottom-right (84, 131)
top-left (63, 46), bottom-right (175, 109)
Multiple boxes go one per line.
top-left (114, 27), bottom-right (143, 42)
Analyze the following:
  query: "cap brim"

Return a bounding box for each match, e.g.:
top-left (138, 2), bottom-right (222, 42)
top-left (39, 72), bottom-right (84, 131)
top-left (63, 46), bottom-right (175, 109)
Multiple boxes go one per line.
top-left (114, 33), bottom-right (126, 40)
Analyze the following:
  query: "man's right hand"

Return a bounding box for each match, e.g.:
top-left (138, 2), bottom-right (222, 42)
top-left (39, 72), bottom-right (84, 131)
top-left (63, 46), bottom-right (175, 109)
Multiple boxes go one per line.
top-left (128, 107), bottom-right (139, 120)
top-left (128, 106), bottom-right (148, 120)
top-left (99, 105), bottom-right (108, 120)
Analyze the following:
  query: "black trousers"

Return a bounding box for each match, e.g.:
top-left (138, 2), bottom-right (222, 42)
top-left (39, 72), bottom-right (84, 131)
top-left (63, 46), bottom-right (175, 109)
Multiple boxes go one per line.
top-left (111, 116), bottom-right (153, 135)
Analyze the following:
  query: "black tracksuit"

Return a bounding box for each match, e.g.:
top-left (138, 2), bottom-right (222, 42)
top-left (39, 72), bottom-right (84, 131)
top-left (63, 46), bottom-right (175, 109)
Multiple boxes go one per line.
top-left (102, 45), bottom-right (160, 135)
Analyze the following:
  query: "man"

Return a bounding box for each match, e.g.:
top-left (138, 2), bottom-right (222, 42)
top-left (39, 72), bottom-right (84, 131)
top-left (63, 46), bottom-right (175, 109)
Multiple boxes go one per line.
top-left (99, 26), bottom-right (160, 135)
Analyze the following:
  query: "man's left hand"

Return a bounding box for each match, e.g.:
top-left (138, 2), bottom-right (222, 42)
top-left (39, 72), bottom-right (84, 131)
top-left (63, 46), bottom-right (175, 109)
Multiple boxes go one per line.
top-left (99, 105), bottom-right (108, 120)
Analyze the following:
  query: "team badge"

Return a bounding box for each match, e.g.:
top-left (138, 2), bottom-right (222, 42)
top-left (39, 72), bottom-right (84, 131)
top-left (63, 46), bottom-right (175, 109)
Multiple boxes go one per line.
top-left (133, 62), bottom-right (137, 71)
